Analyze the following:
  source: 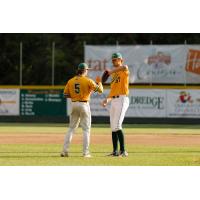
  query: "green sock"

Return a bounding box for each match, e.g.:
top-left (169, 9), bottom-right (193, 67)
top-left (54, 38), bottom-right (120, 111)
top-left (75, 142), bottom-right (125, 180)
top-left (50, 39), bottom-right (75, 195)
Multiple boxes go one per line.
top-left (117, 130), bottom-right (125, 152)
top-left (112, 132), bottom-right (118, 152)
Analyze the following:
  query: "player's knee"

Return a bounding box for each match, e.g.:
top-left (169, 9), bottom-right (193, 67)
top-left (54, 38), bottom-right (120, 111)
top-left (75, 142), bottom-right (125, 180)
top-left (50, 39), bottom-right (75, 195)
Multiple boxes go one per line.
top-left (82, 128), bottom-right (90, 133)
top-left (69, 123), bottom-right (79, 129)
top-left (112, 127), bottom-right (122, 132)
top-left (68, 127), bottom-right (76, 132)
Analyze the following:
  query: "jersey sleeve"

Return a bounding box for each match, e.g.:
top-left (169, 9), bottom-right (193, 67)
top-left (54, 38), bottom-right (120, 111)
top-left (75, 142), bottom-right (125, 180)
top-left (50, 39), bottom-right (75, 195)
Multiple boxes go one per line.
top-left (88, 79), bottom-right (103, 93)
top-left (108, 90), bottom-right (114, 98)
top-left (63, 82), bottom-right (70, 97)
top-left (123, 65), bottom-right (129, 75)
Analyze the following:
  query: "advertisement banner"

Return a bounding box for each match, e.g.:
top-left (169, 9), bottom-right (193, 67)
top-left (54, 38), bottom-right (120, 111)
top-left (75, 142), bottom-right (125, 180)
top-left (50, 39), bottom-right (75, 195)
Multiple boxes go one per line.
top-left (0, 89), bottom-right (20, 116)
top-left (67, 89), bottom-right (166, 118)
top-left (20, 89), bottom-right (67, 116)
top-left (127, 89), bottom-right (166, 117)
top-left (167, 89), bottom-right (200, 118)
top-left (85, 45), bottom-right (200, 84)
top-left (67, 88), bottom-right (200, 118)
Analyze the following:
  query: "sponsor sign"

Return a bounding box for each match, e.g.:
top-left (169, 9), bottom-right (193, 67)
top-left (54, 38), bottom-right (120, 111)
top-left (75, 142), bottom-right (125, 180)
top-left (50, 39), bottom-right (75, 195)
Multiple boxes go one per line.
top-left (167, 90), bottom-right (200, 118)
top-left (20, 89), bottom-right (66, 116)
top-left (127, 89), bottom-right (166, 117)
top-left (67, 88), bottom-right (200, 118)
top-left (0, 89), bottom-right (20, 116)
top-left (85, 45), bottom-right (200, 84)
top-left (67, 89), bottom-right (166, 117)
top-left (185, 49), bottom-right (200, 75)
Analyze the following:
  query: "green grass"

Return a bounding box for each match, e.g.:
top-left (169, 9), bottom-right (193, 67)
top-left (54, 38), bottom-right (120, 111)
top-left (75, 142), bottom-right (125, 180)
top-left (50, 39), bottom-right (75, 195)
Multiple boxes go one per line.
top-left (0, 144), bottom-right (200, 166)
top-left (1, 123), bottom-right (200, 135)
top-left (0, 123), bottom-right (200, 165)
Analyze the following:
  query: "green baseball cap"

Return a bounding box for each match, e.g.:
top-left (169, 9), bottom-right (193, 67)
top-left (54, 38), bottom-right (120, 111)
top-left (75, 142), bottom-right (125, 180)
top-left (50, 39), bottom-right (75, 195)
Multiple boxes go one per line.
top-left (112, 52), bottom-right (123, 59)
top-left (78, 63), bottom-right (90, 70)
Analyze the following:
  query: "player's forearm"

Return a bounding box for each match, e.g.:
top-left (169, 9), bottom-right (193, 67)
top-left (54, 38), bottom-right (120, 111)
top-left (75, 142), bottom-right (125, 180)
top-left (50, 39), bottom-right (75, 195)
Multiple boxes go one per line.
top-left (109, 65), bottom-right (128, 74)
top-left (97, 82), bottom-right (103, 93)
top-left (106, 97), bottom-right (112, 102)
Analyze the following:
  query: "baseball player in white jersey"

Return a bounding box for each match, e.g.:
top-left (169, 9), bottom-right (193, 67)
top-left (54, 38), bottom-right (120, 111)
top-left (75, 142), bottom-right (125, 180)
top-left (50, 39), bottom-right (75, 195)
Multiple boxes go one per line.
top-left (101, 53), bottom-right (129, 157)
top-left (61, 63), bottom-right (103, 158)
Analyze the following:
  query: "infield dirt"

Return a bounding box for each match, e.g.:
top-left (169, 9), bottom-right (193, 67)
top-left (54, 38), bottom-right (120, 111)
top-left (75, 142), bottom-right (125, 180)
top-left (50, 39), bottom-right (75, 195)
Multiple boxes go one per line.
top-left (1, 133), bottom-right (200, 146)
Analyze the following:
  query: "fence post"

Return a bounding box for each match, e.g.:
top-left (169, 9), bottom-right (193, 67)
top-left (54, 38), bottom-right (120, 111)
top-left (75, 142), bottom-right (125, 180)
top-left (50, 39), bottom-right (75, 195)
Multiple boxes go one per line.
top-left (116, 40), bottom-right (119, 52)
top-left (20, 42), bottom-right (23, 86)
top-left (184, 40), bottom-right (187, 86)
top-left (52, 42), bottom-right (55, 86)
top-left (150, 40), bottom-right (153, 86)
top-left (83, 41), bottom-right (86, 62)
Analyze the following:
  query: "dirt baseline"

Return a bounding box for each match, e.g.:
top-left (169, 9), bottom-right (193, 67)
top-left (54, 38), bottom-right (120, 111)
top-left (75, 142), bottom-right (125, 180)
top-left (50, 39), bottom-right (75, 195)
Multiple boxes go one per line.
top-left (1, 133), bottom-right (200, 146)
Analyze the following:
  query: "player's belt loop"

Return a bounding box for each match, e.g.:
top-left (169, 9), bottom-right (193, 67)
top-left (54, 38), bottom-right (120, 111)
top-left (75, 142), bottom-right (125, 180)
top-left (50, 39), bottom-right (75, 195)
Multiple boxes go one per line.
top-left (112, 95), bottom-right (128, 99)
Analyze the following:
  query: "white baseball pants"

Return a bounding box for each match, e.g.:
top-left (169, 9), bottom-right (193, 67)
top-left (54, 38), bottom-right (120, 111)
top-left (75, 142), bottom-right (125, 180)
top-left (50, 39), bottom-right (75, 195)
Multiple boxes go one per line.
top-left (63, 101), bottom-right (91, 155)
top-left (110, 96), bottom-right (129, 132)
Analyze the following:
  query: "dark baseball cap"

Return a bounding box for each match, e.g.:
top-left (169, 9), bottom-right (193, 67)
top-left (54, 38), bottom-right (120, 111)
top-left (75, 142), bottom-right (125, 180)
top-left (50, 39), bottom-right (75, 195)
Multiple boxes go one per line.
top-left (78, 63), bottom-right (91, 70)
top-left (112, 52), bottom-right (123, 59)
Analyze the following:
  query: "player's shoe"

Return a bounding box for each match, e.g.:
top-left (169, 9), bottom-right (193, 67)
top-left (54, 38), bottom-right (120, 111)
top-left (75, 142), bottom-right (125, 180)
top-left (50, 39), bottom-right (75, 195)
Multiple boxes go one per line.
top-left (119, 150), bottom-right (128, 157)
top-left (107, 151), bottom-right (119, 157)
top-left (60, 152), bottom-right (69, 157)
top-left (83, 153), bottom-right (92, 158)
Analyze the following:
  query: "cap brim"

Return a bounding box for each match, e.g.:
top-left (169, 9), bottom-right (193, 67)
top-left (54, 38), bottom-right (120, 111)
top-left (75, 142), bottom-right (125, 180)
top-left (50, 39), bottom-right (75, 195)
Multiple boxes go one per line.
top-left (112, 57), bottom-right (122, 60)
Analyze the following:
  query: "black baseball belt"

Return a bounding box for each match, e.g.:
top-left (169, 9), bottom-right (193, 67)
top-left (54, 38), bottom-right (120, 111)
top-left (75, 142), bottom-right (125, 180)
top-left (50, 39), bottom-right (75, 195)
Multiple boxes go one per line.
top-left (112, 95), bottom-right (128, 99)
top-left (112, 96), bottom-right (119, 98)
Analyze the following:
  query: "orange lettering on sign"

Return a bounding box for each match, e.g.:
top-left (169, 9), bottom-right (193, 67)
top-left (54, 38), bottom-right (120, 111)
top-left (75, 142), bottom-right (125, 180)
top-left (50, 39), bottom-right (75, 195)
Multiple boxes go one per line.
top-left (185, 49), bottom-right (200, 75)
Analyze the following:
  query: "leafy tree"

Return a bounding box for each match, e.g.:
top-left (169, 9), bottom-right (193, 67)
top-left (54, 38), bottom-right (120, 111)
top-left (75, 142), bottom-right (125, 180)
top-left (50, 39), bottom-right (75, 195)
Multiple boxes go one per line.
top-left (0, 33), bottom-right (200, 85)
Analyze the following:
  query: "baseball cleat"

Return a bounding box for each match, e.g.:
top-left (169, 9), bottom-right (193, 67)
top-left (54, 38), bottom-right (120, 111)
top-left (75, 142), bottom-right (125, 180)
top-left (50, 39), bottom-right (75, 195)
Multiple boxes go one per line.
top-left (119, 151), bottom-right (128, 157)
top-left (60, 152), bottom-right (69, 157)
top-left (107, 151), bottom-right (119, 157)
top-left (83, 154), bottom-right (92, 158)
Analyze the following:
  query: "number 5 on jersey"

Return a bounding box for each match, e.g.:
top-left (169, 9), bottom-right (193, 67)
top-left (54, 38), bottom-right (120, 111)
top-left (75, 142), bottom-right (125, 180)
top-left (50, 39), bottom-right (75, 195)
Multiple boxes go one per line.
top-left (75, 83), bottom-right (80, 94)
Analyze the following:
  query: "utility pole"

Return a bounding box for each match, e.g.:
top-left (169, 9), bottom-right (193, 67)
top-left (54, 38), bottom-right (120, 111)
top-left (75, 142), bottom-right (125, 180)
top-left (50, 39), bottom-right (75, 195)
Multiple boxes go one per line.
top-left (52, 42), bottom-right (55, 85)
top-left (20, 42), bottom-right (23, 86)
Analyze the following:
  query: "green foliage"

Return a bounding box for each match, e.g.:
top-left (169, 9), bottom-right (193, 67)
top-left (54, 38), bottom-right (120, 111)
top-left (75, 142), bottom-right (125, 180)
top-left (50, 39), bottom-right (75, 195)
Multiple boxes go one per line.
top-left (0, 33), bottom-right (200, 85)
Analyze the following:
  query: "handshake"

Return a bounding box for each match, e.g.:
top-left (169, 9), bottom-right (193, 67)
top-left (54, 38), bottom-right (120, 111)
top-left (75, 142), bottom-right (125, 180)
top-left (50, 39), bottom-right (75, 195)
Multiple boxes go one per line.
top-left (95, 76), bottom-right (101, 84)
top-left (95, 70), bottom-right (110, 84)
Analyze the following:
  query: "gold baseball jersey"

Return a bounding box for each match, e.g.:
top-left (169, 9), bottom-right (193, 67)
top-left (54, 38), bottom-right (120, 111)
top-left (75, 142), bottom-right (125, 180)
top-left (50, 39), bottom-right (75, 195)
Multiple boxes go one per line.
top-left (108, 67), bottom-right (129, 98)
top-left (64, 76), bottom-right (103, 101)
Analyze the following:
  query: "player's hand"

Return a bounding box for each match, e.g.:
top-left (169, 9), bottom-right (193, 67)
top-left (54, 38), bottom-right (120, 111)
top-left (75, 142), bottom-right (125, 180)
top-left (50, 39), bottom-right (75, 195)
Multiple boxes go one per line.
top-left (95, 76), bottom-right (101, 83)
top-left (101, 99), bottom-right (108, 107)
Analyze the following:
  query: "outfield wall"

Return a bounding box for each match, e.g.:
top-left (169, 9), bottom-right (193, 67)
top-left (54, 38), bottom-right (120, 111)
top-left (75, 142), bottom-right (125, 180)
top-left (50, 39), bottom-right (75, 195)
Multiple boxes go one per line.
top-left (1, 85), bottom-right (200, 124)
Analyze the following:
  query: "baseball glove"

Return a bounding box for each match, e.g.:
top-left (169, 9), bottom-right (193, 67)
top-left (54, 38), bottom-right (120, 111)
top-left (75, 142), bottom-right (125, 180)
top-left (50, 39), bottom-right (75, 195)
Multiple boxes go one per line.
top-left (101, 70), bottom-right (110, 83)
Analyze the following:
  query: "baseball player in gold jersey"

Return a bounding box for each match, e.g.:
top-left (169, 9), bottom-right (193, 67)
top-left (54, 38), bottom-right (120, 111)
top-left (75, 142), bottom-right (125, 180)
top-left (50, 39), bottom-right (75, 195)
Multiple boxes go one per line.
top-left (101, 53), bottom-right (129, 157)
top-left (61, 63), bottom-right (103, 158)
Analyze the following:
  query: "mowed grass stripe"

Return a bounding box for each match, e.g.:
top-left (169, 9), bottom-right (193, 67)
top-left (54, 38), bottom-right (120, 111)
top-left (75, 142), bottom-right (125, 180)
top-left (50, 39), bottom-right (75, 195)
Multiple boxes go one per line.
top-left (0, 144), bottom-right (200, 166)
top-left (0, 123), bottom-right (200, 135)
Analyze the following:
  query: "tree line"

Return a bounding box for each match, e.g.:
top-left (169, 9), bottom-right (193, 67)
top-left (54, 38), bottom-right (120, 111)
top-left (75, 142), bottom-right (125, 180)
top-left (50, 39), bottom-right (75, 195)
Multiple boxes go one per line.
top-left (0, 33), bottom-right (199, 85)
